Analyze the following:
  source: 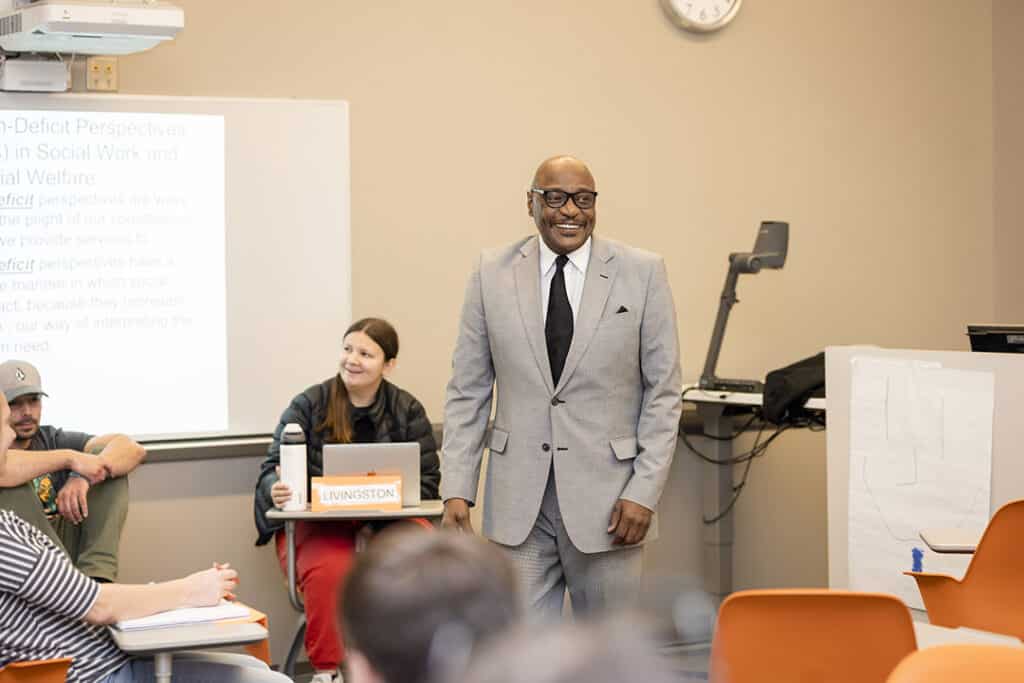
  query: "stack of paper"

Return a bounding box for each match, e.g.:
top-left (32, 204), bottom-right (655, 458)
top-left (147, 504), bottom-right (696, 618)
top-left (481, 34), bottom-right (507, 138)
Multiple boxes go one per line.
top-left (115, 601), bottom-right (250, 631)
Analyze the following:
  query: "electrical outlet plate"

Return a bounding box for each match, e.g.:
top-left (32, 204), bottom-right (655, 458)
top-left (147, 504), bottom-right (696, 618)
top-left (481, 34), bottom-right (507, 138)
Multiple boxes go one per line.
top-left (86, 56), bottom-right (119, 92)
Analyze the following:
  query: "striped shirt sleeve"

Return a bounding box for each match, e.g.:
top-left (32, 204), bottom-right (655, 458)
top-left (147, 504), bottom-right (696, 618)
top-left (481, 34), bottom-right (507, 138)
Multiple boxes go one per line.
top-left (0, 511), bottom-right (99, 619)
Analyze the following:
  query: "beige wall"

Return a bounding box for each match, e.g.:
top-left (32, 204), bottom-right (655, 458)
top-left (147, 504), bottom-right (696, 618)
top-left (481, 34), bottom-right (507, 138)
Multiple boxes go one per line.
top-left (994, 0), bottom-right (1024, 323)
top-left (109, 0), bottom-right (1000, 663)
top-left (119, 0), bottom-right (994, 408)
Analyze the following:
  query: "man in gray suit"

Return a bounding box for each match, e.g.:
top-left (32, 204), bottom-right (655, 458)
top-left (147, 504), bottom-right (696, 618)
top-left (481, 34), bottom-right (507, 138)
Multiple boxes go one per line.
top-left (441, 155), bottom-right (682, 617)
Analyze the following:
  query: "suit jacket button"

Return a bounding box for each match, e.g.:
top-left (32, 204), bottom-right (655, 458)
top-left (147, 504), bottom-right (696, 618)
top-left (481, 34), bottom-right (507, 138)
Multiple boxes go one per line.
top-left (550, 397), bottom-right (560, 406)
top-left (542, 443), bottom-right (551, 452)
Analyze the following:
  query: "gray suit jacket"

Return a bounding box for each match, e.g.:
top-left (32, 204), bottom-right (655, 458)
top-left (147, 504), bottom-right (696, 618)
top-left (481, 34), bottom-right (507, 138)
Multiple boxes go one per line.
top-left (442, 235), bottom-right (682, 553)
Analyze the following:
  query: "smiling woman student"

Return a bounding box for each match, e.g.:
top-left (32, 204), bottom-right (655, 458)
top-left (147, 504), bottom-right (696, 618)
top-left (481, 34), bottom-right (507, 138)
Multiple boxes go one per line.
top-left (253, 318), bottom-right (441, 683)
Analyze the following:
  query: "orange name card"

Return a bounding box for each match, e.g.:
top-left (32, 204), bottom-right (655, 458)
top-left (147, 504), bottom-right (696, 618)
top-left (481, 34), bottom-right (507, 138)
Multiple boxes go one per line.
top-left (310, 475), bottom-right (403, 512)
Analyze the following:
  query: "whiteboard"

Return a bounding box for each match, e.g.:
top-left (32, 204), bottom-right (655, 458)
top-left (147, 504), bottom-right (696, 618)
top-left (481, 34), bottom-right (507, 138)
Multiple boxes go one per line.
top-left (0, 94), bottom-right (351, 439)
top-left (827, 346), bottom-right (1024, 603)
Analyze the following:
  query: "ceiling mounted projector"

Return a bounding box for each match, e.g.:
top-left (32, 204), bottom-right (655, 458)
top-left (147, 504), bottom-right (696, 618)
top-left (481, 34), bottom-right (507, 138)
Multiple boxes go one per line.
top-left (0, 0), bottom-right (184, 56)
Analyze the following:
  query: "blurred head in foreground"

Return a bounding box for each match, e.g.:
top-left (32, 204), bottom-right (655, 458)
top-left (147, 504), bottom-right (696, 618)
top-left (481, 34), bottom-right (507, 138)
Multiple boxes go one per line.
top-left (339, 528), bottom-right (521, 683)
top-left (460, 618), bottom-right (678, 683)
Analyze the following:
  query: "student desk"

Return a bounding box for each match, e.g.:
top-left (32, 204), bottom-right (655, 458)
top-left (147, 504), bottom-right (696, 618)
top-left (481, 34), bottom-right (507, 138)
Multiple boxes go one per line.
top-left (918, 528), bottom-right (980, 554)
top-left (109, 621), bottom-right (268, 683)
top-left (266, 500), bottom-right (445, 676)
top-left (682, 386), bottom-right (826, 597)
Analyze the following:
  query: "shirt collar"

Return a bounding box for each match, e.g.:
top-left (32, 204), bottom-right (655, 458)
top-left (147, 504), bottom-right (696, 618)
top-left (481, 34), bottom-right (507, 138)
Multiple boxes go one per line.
top-left (538, 235), bottom-right (592, 277)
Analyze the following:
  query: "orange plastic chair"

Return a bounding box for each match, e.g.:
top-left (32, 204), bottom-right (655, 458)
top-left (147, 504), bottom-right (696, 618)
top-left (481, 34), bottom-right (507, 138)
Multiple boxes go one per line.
top-left (905, 499), bottom-right (1024, 639)
top-left (0, 658), bottom-right (72, 683)
top-left (220, 604), bottom-right (272, 666)
top-left (887, 644), bottom-right (1024, 683)
top-left (710, 589), bottom-right (918, 683)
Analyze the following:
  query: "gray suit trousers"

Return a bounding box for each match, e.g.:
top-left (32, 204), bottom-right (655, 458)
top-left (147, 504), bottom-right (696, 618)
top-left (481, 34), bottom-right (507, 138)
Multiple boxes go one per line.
top-left (498, 467), bottom-right (642, 620)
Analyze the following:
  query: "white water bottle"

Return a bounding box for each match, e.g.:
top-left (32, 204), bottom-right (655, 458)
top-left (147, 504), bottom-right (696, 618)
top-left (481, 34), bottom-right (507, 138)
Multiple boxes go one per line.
top-left (279, 423), bottom-right (307, 511)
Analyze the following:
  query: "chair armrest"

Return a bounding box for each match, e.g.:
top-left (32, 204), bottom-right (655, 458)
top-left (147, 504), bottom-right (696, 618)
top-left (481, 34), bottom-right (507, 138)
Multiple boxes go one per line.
top-left (904, 571), bottom-right (960, 583)
top-left (905, 572), bottom-right (965, 627)
top-left (0, 657), bottom-right (73, 683)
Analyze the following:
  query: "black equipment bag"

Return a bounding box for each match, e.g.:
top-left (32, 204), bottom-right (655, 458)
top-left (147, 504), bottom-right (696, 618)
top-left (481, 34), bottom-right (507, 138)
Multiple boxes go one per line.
top-left (762, 352), bottom-right (825, 425)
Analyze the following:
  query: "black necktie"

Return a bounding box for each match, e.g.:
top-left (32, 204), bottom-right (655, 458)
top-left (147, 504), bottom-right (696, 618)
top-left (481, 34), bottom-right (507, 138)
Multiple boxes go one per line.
top-left (546, 254), bottom-right (574, 386)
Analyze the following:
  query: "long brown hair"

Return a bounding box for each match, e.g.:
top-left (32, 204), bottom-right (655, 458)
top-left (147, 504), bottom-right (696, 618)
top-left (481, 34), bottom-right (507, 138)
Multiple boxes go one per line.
top-left (318, 317), bottom-right (400, 443)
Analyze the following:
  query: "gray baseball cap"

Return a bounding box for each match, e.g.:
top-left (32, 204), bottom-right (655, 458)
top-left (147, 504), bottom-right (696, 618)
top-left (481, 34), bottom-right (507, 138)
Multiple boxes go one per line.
top-left (0, 360), bottom-right (48, 402)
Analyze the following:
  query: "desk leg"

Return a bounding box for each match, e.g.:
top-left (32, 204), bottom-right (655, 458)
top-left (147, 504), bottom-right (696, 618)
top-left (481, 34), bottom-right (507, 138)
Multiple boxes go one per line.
top-left (282, 520), bottom-right (306, 679)
top-left (697, 404), bottom-right (735, 598)
top-left (285, 520), bottom-right (304, 611)
top-left (154, 653), bottom-right (172, 683)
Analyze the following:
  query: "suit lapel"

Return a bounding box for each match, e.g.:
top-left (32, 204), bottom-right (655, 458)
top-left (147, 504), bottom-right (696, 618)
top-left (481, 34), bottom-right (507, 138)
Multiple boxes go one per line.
top-left (513, 237), bottom-right (554, 394)
top-left (555, 237), bottom-right (617, 394)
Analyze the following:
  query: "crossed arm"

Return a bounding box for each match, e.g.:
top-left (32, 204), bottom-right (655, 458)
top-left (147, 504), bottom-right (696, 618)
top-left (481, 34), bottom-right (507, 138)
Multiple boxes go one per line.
top-left (0, 448), bottom-right (104, 488)
top-left (82, 433), bottom-right (147, 478)
top-left (0, 433), bottom-right (145, 488)
top-left (0, 433), bottom-right (145, 523)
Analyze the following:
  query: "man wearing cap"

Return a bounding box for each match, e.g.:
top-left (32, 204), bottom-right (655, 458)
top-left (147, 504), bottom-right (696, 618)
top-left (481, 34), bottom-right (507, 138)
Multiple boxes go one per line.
top-left (0, 359), bottom-right (146, 582)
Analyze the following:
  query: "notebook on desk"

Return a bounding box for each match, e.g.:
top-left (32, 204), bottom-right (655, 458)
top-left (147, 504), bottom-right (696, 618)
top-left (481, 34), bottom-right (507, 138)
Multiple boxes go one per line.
top-left (114, 601), bottom-right (250, 631)
top-left (322, 442), bottom-right (421, 507)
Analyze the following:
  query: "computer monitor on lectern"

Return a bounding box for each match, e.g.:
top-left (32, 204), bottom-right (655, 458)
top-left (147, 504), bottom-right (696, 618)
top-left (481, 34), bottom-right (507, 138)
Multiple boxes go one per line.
top-left (967, 324), bottom-right (1024, 354)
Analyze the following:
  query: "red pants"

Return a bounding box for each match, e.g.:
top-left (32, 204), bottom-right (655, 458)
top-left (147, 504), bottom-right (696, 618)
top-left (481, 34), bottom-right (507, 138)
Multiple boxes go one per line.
top-left (275, 518), bottom-right (433, 670)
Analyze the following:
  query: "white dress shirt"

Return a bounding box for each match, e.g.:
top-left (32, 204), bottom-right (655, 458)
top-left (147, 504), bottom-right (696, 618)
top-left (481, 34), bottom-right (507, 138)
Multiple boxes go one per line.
top-left (539, 235), bottom-right (591, 324)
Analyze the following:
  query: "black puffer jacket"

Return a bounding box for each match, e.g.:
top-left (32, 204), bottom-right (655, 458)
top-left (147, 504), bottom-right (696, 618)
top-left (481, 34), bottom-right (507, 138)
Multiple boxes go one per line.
top-left (253, 378), bottom-right (441, 545)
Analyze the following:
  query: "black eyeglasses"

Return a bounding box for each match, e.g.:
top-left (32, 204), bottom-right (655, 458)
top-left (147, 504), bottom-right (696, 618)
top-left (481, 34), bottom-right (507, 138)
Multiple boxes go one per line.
top-left (530, 188), bottom-right (598, 210)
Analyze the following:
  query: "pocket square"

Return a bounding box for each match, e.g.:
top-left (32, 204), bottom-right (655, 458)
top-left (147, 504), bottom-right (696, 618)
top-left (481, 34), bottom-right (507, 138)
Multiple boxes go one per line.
top-left (616, 306), bottom-right (629, 314)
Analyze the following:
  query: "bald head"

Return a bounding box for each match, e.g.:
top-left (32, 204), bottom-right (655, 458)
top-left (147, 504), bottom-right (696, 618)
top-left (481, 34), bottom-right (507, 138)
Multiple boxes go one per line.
top-left (527, 155), bottom-right (598, 255)
top-left (531, 155), bottom-right (595, 188)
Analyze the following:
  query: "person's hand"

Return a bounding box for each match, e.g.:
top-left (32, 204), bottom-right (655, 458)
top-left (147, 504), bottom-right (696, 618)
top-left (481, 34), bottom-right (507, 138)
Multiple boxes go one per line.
top-left (271, 466), bottom-right (293, 509)
top-left (183, 563), bottom-right (238, 607)
top-left (69, 453), bottom-right (108, 485)
top-left (57, 476), bottom-right (91, 524)
top-left (441, 498), bottom-right (473, 533)
top-left (96, 454), bottom-right (115, 479)
top-left (0, 391), bottom-right (13, 451)
top-left (607, 499), bottom-right (653, 546)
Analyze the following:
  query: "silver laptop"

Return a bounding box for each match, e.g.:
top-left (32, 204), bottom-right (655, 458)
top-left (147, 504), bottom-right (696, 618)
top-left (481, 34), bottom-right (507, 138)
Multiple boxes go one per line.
top-left (322, 442), bottom-right (421, 507)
